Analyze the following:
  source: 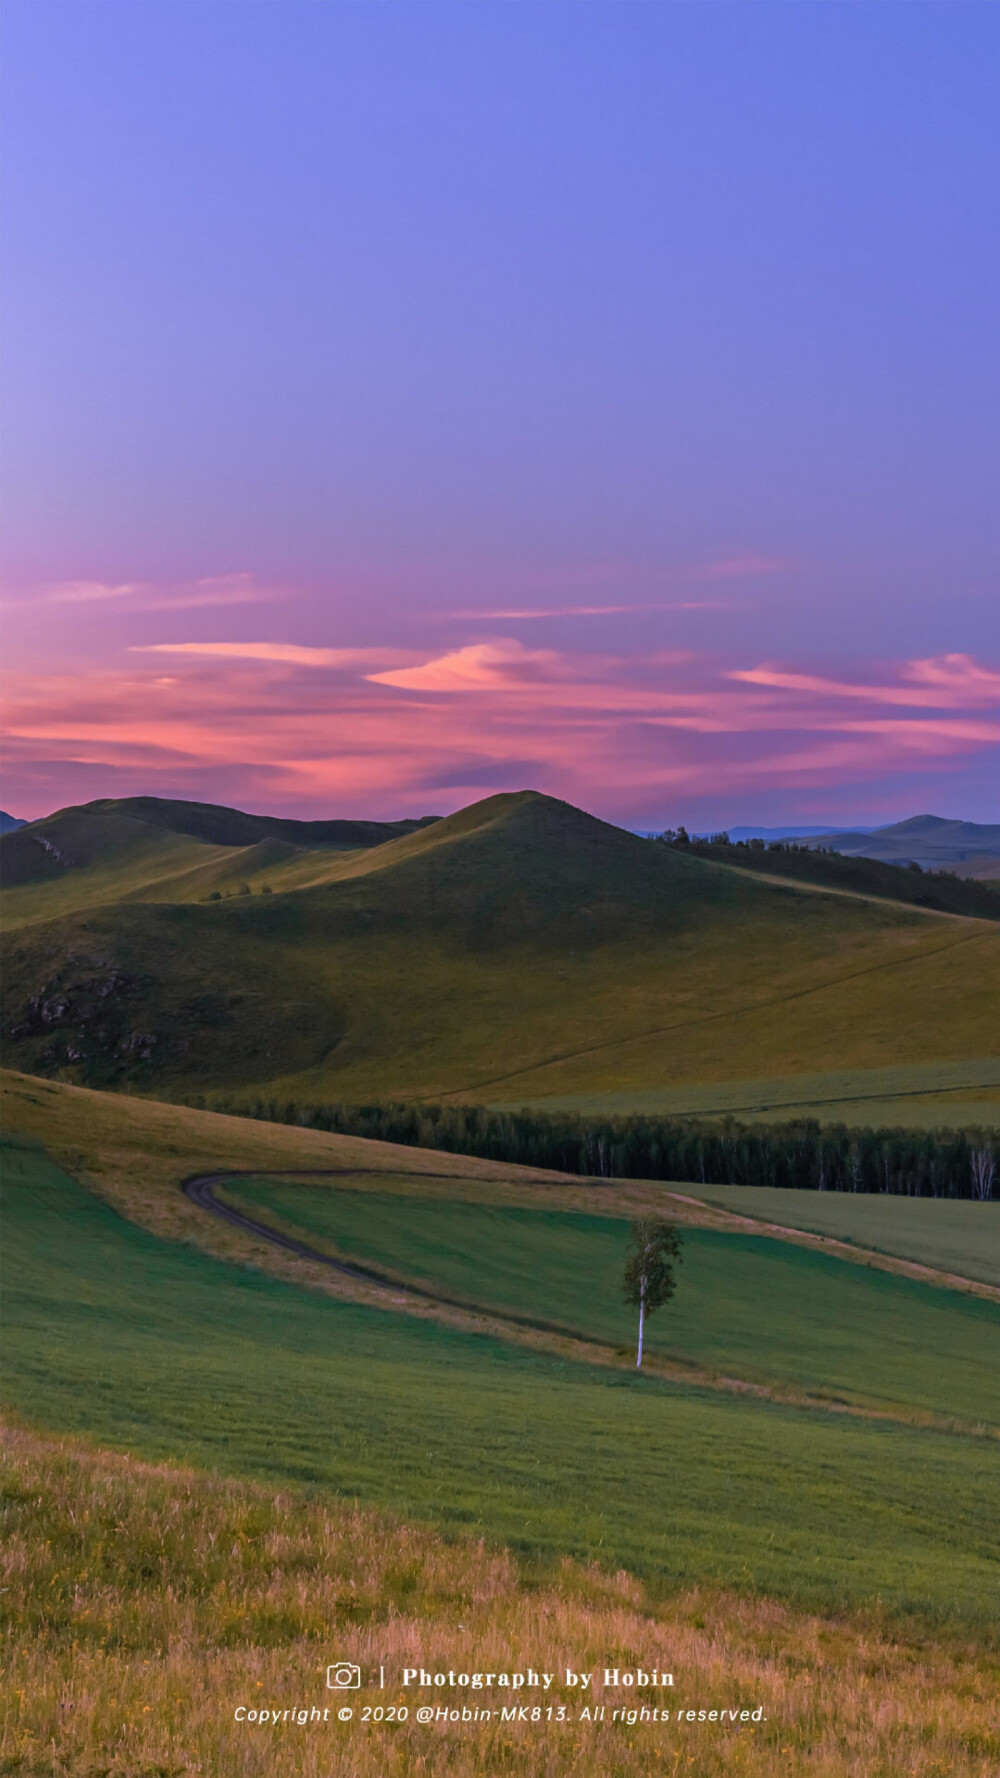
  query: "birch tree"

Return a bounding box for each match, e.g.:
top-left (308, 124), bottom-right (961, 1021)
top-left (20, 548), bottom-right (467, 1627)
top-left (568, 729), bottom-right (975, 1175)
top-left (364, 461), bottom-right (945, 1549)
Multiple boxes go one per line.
top-left (971, 1148), bottom-right (997, 1201)
top-left (623, 1218), bottom-right (683, 1368)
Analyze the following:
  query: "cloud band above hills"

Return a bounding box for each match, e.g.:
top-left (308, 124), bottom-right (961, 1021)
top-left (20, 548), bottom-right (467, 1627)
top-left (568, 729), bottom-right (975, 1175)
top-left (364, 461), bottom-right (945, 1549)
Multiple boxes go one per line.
top-left (3, 644), bottom-right (997, 827)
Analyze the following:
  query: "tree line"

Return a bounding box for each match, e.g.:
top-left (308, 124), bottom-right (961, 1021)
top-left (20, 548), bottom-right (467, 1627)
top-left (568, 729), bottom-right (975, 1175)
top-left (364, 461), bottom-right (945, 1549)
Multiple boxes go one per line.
top-left (197, 1095), bottom-right (998, 1199)
top-left (647, 829), bottom-right (1000, 922)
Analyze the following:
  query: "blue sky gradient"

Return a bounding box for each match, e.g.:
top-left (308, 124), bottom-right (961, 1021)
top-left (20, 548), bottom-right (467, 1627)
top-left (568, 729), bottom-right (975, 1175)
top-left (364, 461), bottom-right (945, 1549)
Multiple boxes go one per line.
top-left (2, 2), bottom-right (997, 823)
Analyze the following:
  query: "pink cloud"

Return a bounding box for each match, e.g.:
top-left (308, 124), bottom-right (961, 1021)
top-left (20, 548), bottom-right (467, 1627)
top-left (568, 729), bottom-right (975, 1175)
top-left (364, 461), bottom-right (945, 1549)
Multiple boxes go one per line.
top-left (902, 653), bottom-right (1000, 699)
top-left (731, 653), bottom-right (1000, 710)
top-left (447, 601), bottom-right (735, 619)
top-left (687, 555), bottom-right (788, 581)
top-left (45, 581), bottom-right (139, 605)
top-left (139, 573), bottom-right (275, 612)
top-left (132, 641), bottom-right (398, 669)
top-left (2, 643), bottom-right (997, 824)
top-left (368, 640), bottom-right (563, 691)
top-left (2, 574), bottom-right (284, 619)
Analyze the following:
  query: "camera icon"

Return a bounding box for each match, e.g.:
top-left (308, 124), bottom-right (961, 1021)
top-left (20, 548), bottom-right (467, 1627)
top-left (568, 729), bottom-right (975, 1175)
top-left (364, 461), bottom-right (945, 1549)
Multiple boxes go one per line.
top-left (327, 1663), bottom-right (361, 1690)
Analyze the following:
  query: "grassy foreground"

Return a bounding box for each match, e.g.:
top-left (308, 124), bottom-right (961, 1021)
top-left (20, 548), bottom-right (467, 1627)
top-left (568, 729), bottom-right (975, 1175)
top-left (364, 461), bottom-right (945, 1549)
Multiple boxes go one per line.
top-left (4, 1073), bottom-right (1000, 1774)
top-left (6, 1139), bottom-right (999, 1615)
top-left (5, 1423), bottom-right (999, 1778)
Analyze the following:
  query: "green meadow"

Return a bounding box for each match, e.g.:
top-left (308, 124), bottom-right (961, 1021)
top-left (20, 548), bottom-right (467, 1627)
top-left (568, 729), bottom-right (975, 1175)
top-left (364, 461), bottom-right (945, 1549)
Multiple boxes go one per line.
top-left (224, 1175), bottom-right (1000, 1423)
top-left (3, 1136), bottom-right (999, 1622)
top-left (685, 1183), bottom-right (1000, 1285)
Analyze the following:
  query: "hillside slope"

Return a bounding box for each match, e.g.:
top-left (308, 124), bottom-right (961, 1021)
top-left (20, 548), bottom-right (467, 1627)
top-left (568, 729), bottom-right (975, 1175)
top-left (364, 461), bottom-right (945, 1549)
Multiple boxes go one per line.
top-left (2, 791), bottom-right (996, 1105)
top-left (676, 832), bottom-right (1000, 920)
top-left (0, 795), bottom-right (438, 926)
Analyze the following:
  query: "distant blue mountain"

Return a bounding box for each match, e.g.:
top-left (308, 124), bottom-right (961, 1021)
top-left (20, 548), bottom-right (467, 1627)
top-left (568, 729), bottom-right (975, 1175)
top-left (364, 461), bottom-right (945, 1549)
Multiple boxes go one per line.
top-left (0, 811), bottom-right (26, 834)
top-left (787, 816), bottom-right (1000, 871)
top-left (688, 815), bottom-right (1000, 877)
top-left (709, 823), bottom-right (879, 842)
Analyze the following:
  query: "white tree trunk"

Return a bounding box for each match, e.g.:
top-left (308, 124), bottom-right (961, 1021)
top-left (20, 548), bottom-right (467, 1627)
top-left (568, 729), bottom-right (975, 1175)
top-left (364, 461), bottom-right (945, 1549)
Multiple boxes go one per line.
top-left (636, 1292), bottom-right (645, 1368)
top-left (971, 1149), bottom-right (996, 1201)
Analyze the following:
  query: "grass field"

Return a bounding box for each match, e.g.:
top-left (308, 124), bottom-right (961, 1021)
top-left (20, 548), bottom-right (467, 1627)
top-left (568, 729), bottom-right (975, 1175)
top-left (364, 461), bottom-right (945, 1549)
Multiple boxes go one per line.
top-left (682, 1184), bottom-right (1000, 1286)
top-left (3, 1136), bottom-right (999, 1619)
top-left (3, 793), bottom-right (998, 1108)
top-left (7, 1425), bottom-right (1000, 1778)
top-left (4, 1075), bottom-right (1000, 1775)
top-left (221, 1175), bottom-right (1000, 1425)
top-left (513, 1058), bottom-right (1000, 1130)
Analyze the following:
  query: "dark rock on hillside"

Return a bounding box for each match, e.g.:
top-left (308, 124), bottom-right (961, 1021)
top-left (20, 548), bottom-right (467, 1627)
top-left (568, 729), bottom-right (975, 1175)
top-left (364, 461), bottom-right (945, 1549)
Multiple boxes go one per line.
top-left (4, 961), bottom-right (158, 1076)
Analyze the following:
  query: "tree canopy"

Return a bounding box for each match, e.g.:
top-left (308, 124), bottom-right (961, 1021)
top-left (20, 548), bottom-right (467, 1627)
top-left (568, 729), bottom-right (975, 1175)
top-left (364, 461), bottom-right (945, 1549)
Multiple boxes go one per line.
top-left (623, 1218), bottom-right (683, 1367)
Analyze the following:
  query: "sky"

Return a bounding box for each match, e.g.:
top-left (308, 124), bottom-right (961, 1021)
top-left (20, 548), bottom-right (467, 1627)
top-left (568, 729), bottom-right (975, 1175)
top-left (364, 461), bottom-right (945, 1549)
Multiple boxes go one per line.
top-left (2, 0), bottom-right (997, 828)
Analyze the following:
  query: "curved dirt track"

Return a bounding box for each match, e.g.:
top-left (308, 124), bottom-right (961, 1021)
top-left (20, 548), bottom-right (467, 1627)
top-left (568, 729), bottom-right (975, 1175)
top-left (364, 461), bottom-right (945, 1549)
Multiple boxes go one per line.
top-left (184, 1168), bottom-right (464, 1297)
top-left (182, 1168), bottom-right (605, 1335)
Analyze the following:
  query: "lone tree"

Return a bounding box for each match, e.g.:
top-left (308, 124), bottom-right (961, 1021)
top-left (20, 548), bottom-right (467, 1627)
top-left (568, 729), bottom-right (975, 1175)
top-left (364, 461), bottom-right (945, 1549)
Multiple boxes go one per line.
top-left (623, 1218), bottom-right (683, 1368)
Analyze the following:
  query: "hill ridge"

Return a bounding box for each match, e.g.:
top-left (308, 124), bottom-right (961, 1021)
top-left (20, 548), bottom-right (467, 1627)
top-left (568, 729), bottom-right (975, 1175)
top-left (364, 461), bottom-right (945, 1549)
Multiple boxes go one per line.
top-left (0, 794), bottom-right (440, 895)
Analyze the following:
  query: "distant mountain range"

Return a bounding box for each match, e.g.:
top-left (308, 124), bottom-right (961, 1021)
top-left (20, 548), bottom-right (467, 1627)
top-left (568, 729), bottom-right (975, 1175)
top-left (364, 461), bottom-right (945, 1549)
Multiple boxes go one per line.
top-left (785, 815), bottom-right (1000, 880)
top-left (709, 824), bottom-right (878, 842)
top-left (687, 816), bottom-right (999, 878)
top-left (0, 812), bottom-right (26, 834)
top-left (674, 815), bottom-right (998, 877)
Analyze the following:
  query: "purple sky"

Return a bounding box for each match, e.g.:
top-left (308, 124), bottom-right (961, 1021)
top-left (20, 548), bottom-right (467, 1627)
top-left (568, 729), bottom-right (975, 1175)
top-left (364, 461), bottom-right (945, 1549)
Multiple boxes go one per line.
top-left (2, 1), bottom-right (997, 825)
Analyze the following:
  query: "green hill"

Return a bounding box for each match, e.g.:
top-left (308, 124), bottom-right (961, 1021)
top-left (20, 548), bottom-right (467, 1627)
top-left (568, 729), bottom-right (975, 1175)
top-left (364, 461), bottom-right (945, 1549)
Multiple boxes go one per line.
top-left (0, 795), bottom-right (438, 923)
top-left (2, 790), bottom-right (997, 1110)
top-left (80, 793), bottom-right (439, 849)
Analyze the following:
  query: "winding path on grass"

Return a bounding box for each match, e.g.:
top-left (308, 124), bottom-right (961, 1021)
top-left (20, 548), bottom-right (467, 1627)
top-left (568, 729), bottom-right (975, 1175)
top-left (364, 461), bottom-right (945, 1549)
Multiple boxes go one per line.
top-left (182, 1168), bottom-right (998, 1439)
top-left (183, 1167), bottom-right (606, 1333)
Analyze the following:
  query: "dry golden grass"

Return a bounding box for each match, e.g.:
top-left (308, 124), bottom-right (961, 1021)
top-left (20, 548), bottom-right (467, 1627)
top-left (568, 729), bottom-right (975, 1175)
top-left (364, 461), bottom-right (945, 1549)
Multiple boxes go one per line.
top-left (2, 1421), bottom-right (997, 1778)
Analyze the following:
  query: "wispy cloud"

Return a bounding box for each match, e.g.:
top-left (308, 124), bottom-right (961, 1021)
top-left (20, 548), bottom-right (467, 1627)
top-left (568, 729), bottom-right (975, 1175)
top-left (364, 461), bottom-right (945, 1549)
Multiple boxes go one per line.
top-left (369, 642), bottom-right (563, 690)
top-left (687, 555), bottom-right (787, 581)
top-left (731, 653), bottom-right (1000, 710)
top-left (132, 641), bottom-right (395, 668)
top-left (140, 573), bottom-right (273, 611)
top-left (447, 601), bottom-right (734, 620)
top-left (46, 581), bottom-right (139, 605)
top-left (4, 572), bottom-right (276, 615)
top-left (4, 645), bottom-right (996, 822)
